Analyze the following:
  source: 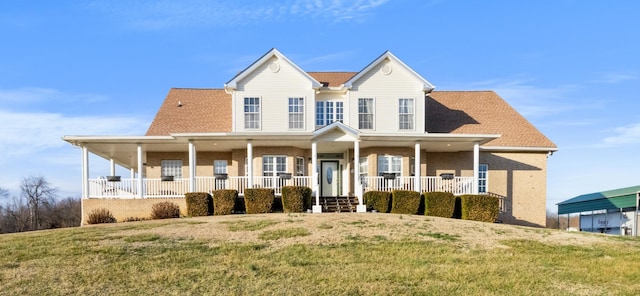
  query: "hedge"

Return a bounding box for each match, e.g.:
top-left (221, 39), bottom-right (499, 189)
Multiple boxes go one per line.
top-left (185, 192), bottom-right (213, 216)
top-left (212, 189), bottom-right (238, 215)
top-left (424, 191), bottom-right (456, 218)
top-left (460, 194), bottom-right (499, 222)
top-left (364, 191), bottom-right (392, 213)
top-left (244, 188), bottom-right (275, 214)
top-left (390, 190), bottom-right (421, 214)
top-left (281, 186), bottom-right (312, 213)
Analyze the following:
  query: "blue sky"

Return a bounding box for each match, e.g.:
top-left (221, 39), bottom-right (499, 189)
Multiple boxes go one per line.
top-left (1, 0), bottom-right (639, 211)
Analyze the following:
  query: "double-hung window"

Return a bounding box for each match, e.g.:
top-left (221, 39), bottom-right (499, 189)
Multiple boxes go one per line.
top-left (399, 98), bottom-right (414, 130)
top-left (263, 155), bottom-right (287, 187)
top-left (295, 157), bottom-right (305, 176)
top-left (315, 101), bottom-right (344, 126)
top-left (214, 160), bottom-right (228, 175)
top-left (161, 160), bottom-right (182, 179)
top-left (288, 97), bottom-right (304, 129)
top-left (377, 155), bottom-right (401, 177)
top-left (478, 164), bottom-right (488, 193)
top-left (358, 98), bottom-right (374, 129)
top-left (244, 97), bottom-right (260, 129)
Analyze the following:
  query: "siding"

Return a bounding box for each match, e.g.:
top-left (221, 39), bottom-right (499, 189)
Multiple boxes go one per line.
top-left (233, 56), bottom-right (316, 133)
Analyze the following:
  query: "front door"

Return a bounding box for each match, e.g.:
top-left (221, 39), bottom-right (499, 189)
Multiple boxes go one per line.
top-left (321, 161), bottom-right (339, 196)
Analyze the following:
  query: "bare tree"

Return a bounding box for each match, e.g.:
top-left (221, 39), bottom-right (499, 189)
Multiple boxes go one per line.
top-left (20, 176), bottom-right (57, 231)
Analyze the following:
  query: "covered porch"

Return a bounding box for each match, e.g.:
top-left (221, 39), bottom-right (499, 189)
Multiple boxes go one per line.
top-left (64, 122), bottom-right (499, 213)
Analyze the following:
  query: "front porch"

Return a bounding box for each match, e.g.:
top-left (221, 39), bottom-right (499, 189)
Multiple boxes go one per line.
top-left (87, 175), bottom-right (476, 199)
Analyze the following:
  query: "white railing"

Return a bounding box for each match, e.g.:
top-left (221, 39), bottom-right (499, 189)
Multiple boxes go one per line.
top-left (88, 176), bottom-right (313, 198)
top-left (360, 176), bottom-right (475, 195)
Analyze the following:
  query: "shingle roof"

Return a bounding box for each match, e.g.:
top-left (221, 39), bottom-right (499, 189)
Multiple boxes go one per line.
top-left (427, 91), bottom-right (556, 148)
top-left (307, 72), bottom-right (356, 87)
top-left (145, 88), bottom-right (231, 136)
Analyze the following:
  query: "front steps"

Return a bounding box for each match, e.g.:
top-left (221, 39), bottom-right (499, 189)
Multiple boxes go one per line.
top-left (320, 196), bottom-right (360, 213)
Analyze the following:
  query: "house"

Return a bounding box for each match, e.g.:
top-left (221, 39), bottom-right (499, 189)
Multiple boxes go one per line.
top-left (557, 185), bottom-right (640, 236)
top-left (63, 48), bottom-right (557, 226)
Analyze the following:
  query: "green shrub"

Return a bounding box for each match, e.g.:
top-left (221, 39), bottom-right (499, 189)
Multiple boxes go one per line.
top-left (87, 208), bottom-right (117, 224)
top-left (364, 191), bottom-right (392, 213)
top-left (424, 191), bottom-right (456, 218)
top-left (281, 186), bottom-right (312, 213)
top-left (185, 192), bottom-right (213, 216)
top-left (150, 201), bottom-right (181, 219)
top-left (212, 189), bottom-right (238, 215)
top-left (391, 190), bottom-right (421, 214)
top-left (460, 194), bottom-right (499, 222)
top-left (244, 188), bottom-right (275, 214)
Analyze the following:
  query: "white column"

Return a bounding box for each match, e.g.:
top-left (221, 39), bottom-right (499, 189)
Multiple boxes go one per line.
top-left (81, 146), bottom-right (89, 199)
top-left (109, 159), bottom-right (116, 176)
top-left (188, 141), bottom-right (197, 192)
top-left (634, 192), bottom-right (639, 236)
top-left (473, 142), bottom-right (479, 194)
top-left (354, 140), bottom-right (366, 213)
top-left (137, 144), bottom-right (144, 199)
top-left (130, 168), bottom-right (135, 180)
top-left (414, 142), bottom-right (421, 193)
top-left (312, 141), bottom-right (322, 213)
top-left (247, 141), bottom-right (253, 188)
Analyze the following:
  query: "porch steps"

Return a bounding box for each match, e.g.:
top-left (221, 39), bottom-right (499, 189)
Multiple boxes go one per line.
top-left (321, 196), bottom-right (359, 213)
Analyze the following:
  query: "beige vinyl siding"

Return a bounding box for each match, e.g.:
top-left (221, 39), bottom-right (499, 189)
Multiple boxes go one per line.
top-left (233, 56), bottom-right (316, 132)
top-left (348, 59), bottom-right (425, 133)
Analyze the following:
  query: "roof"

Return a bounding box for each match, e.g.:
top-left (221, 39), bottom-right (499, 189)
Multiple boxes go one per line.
top-left (145, 88), bottom-right (232, 136)
top-left (427, 91), bottom-right (557, 149)
top-left (344, 51), bottom-right (435, 92)
top-left (307, 72), bottom-right (356, 87)
top-left (557, 185), bottom-right (640, 214)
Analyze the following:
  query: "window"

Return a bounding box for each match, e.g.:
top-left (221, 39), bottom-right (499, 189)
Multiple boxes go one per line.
top-left (315, 101), bottom-right (344, 126)
top-left (288, 97), bottom-right (304, 129)
top-left (358, 98), bottom-right (374, 129)
top-left (399, 98), bottom-right (414, 130)
top-left (478, 164), bottom-right (488, 193)
top-left (296, 157), bottom-right (305, 176)
top-left (244, 97), bottom-right (260, 129)
top-left (214, 160), bottom-right (228, 174)
top-left (263, 156), bottom-right (287, 176)
top-left (359, 157), bottom-right (368, 178)
top-left (161, 160), bottom-right (182, 178)
top-left (377, 155), bottom-right (401, 177)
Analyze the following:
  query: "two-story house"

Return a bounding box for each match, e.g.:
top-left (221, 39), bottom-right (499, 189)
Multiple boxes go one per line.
top-left (63, 48), bottom-right (557, 226)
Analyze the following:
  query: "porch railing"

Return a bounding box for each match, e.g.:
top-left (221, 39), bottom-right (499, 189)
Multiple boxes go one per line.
top-left (87, 175), bottom-right (475, 198)
top-left (360, 176), bottom-right (475, 196)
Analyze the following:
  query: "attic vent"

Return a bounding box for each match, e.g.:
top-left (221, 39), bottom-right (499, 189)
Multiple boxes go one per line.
top-left (269, 62), bottom-right (280, 73)
top-left (381, 64), bottom-right (392, 75)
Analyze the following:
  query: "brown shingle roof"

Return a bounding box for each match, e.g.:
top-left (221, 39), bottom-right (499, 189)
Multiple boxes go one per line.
top-left (145, 88), bottom-right (232, 136)
top-left (307, 72), bottom-right (356, 87)
top-left (427, 91), bottom-right (556, 148)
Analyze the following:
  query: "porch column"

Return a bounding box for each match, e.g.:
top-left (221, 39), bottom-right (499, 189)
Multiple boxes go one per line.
top-left (247, 141), bottom-right (253, 188)
top-left (473, 142), bottom-right (479, 194)
top-left (354, 140), bottom-right (366, 213)
top-left (312, 141), bottom-right (322, 213)
top-left (130, 168), bottom-right (135, 180)
top-left (414, 142), bottom-right (421, 193)
top-left (137, 144), bottom-right (144, 199)
top-left (188, 141), bottom-right (197, 192)
top-left (109, 159), bottom-right (116, 177)
top-left (81, 146), bottom-right (89, 199)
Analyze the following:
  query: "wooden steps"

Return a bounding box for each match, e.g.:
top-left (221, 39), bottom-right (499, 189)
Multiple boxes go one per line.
top-left (320, 196), bottom-right (359, 213)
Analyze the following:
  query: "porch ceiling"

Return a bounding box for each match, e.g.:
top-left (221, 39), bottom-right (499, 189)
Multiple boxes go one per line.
top-left (63, 132), bottom-right (499, 170)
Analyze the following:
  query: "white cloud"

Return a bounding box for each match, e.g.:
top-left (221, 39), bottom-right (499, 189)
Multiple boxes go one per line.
top-left (0, 87), bottom-right (108, 105)
top-left (595, 73), bottom-right (638, 84)
top-left (601, 123), bottom-right (640, 146)
top-left (89, 0), bottom-right (390, 29)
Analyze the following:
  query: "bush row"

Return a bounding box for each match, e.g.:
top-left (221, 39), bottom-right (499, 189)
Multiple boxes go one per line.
top-left (364, 191), bottom-right (499, 222)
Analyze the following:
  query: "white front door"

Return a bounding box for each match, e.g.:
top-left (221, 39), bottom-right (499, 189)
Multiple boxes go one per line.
top-left (321, 161), bottom-right (339, 196)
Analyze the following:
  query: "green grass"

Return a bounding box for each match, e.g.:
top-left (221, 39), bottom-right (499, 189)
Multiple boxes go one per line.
top-left (1, 216), bottom-right (640, 295)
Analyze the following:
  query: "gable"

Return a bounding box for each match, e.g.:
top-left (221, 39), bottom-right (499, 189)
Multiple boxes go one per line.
top-left (345, 51), bottom-right (434, 92)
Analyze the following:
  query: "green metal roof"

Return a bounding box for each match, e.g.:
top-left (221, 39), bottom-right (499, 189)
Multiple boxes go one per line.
top-left (557, 185), bottom-right (640, 215)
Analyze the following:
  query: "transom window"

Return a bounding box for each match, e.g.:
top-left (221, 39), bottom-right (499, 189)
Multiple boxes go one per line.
top-left (478, 164), bottom-right (488, 193)
top-left (161, 160), bottom-right (182, 178)
top-left (316, 101), bottom-right (344, 126)
top-left (358, 98), bottom-right (374, 129)
top-left (399, 98), bottom-right (414, 130)
top-left (377, 155), bottom-right (401, 177)
top-left (244, 97), bottom-right (260, 129)
top-left (288, 97), bottom-right (304, 129)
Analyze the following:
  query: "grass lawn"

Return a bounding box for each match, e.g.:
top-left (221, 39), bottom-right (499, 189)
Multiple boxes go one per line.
top-left (1, 213), bottom-right (639, 295)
